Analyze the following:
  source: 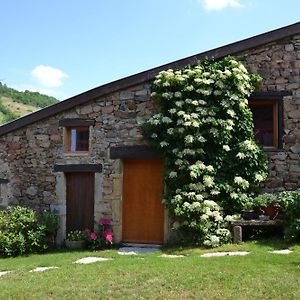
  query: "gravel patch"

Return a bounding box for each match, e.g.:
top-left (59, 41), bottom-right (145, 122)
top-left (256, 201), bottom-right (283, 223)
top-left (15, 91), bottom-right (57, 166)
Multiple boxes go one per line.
top-left (271, 249), bottom-right (293, 254)
top-left (30, 267), bottom-right (59, 272)
top-left (74, 257), bottom-right (113, 264)
top-left (201, 251), bottom-right (250, 257)
top-left (118, 247), bottom-right (160, 255)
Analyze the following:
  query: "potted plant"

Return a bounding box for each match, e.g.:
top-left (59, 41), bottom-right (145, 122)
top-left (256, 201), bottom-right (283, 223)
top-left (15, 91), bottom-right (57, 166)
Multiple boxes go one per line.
top-left (65, 230), bottom-right (86, 249)
top-left (241, 198), bottom-right (258, 220)
top-left (252, 193), bottom-right (282, 220)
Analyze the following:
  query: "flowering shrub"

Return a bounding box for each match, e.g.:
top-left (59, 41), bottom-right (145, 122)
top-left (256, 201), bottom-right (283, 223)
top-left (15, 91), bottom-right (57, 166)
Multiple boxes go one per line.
top-left (141, 57), bottom-right (268, 247)
top-left (83, 218), bottom-right (114, 250)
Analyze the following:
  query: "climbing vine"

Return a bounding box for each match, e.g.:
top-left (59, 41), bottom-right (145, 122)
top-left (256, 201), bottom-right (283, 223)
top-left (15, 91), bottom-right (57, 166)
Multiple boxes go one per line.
top-left (141, 56), bottom-right (268, 247)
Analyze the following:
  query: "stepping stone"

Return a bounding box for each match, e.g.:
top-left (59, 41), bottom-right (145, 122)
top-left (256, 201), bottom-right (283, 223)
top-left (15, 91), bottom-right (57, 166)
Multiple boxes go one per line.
top-left (74, 257), bottom-right (113, 264)
top-left (0, 271), bottom-right (11, 277)
top-left (30, 267), bottom-right (59, 272)
top-left (118, 247), bottom-right (159, 255)
top-left (160, 254), bottom-right (185, 258)
top-left (201, 251), bottom-right (250, 257)
top-left (270, 249), bottom-right (293, 254)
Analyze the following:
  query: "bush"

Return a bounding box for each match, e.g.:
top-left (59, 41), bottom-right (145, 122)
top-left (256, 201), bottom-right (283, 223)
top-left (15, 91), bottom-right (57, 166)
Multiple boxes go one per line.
top-left (141, 56), bottom-right (267, 247)
top-left (0, 206), bottom-right (58, 257)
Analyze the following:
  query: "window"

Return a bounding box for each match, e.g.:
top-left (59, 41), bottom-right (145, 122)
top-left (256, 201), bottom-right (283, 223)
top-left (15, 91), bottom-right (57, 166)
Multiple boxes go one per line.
top-left (65, 126), bottom-right (90, 152)
top-left (59, 119), bottom-right (95, 154)
top-left (249, 100), bottom-right (279, 148)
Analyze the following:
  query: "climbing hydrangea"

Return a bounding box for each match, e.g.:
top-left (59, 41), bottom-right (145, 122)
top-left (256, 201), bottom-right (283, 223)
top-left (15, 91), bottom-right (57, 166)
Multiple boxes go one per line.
top-left (141, 56), bottom-right (268, 247)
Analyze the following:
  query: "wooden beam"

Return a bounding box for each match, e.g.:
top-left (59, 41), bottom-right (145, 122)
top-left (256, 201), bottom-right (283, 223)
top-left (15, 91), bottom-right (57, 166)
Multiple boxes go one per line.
top-left (54, 164), bottom-right (102, 173)
top-left (110, 145), bottom-right (160, 159)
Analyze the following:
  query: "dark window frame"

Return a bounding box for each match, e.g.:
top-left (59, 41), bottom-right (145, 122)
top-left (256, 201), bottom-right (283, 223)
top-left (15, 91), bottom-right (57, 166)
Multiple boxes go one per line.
top-left (249, 92), bottom-right (285, 150)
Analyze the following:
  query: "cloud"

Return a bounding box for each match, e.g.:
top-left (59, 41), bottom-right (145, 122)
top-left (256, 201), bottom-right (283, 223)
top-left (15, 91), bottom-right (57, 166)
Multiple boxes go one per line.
top-left (31, 65), bottom-right (68, 88)
top-left (200, 0), bottom-right (243, 11)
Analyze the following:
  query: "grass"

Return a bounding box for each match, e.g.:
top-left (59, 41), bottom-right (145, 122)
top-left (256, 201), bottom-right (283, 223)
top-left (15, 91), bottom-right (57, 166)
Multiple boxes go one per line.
top-left (0, 240), bottom-right (300, 299)
top-left (1, 96), bottom-right (39, 116)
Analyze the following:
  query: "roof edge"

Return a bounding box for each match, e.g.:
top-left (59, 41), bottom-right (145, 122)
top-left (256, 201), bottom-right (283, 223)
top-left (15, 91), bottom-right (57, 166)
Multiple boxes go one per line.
top-left (1, 21), bottom-right (299, 136)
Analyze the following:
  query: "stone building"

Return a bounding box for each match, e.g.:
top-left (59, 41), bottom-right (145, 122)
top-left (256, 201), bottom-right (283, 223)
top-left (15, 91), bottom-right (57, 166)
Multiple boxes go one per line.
top-left (0, 22), bottom-right (300, 245)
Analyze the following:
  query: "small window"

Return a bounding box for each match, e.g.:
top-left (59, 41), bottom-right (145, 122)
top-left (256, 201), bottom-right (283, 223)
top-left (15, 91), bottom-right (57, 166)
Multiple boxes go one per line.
top-left (65, 126), bottom-right (89, 152)
top-left (249, 100), bottom-right (278, 148)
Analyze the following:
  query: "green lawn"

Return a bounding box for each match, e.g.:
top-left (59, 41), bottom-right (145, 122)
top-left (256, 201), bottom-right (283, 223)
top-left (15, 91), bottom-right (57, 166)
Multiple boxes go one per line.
top-left (0, 241), bottom-right (299, 300)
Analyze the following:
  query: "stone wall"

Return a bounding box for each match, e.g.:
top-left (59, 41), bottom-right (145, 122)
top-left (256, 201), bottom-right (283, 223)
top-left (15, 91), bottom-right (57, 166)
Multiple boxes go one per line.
top-left (236, 34), bottom-right (300, 192)
top-left (0, 33), bottom-right (300, 243)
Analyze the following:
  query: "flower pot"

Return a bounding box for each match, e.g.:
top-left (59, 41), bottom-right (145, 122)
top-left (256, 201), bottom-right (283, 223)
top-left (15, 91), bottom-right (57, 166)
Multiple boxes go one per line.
top-left (242, 210), bottom-right (258, 220)
top-left (261, 204), bottom-right (282, 220)
top-left (65, 239), bottom-right (86, 250)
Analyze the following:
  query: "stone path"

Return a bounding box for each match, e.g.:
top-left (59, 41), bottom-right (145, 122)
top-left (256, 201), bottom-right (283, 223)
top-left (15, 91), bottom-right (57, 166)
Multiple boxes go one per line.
top-left (160, 254), bottom-right (185, 258)
top-left (0, 248), bottom-right (295, 278)
top-left (201, 251), bottom-right (250, 257)
top-left (74, 257), bottom-right (113, 264)
top-left (30, 267), bottom-right (59, 272)
top-left (270, 249), bottom-right (293, 254)
top-left (0, 271), bottom-right (11, 277)
top-left (118, 247), bottom-right (160, 255)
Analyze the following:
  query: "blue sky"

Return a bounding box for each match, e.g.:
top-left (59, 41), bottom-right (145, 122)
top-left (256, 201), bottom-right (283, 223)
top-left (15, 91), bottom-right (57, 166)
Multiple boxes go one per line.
top-left (1, 0), bottom-right (299, 100)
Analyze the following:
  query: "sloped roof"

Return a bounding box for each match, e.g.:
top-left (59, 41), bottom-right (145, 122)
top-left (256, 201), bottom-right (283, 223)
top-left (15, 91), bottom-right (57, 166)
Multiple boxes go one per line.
top-left (1, 21), bottom-right (300, 136)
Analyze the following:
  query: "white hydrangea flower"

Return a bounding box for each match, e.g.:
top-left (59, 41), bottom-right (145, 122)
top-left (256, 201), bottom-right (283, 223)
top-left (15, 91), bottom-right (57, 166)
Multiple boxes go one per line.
top-left (150, 92), bottom-right (157, 97)
top-left (216, 228), bottom-right (231, 237)
top-left (163, 81), bottom-right (171, 87)
top-left (224, 214), bottom-right (241, 222)
top-left (214, 90), bottom-right (222, 96)
top-left (236, 152), bottom-right (246, 159)
top-left (151, 133), bottom-right (158, 138)
top-left (224, 69), bottom-right (232, 76)
top-left (206, 165), bottom-right (214, 172)
top-left (174, 91), bottom-right (182, 98)
top-left (234, 176), bottom-right (249, 189)
top-left (185, 85), bottom-right (194, 91)
top-left (203, 175), bottom-right (214, 187)
top-left (201, 214), bottom-right (209, 221)
top-left (162, 116), bottom-right (172, 123)
top-left (255, 173), bottom-right (265, 182)
top-left (243, 140), bottom-right (256, 151)
top-left (226, 109), bottom-right (236, 118)
top-left (169, 108), bottom-right (177, 114)
top-left (185, 135), bottom-right (194, 144)
top-left (223, 145), bottom-right (230, 151)
top-left (169, 171), bottom-right (177, 178)
top-left (175, 101), bottom-right (183, 107)
top-left (203, 200), bottom-right (218, 208)
top-left (160, 141), bottom-right (169, 148)
top-left (167, 128), bottom-right (174, 135)
top-left (230, 192), bottom-right (238, 199)
top-left (211, 190), bottom-right (220, 195)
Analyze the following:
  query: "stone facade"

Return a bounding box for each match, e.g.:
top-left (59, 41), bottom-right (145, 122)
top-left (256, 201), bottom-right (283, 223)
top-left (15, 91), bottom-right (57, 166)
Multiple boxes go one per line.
top-left (1, 33), bottom-right (300, 244)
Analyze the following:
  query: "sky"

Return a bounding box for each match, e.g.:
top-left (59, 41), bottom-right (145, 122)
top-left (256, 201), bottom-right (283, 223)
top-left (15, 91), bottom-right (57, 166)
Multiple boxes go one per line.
top-left (1, 0), bottom-right (300, 100)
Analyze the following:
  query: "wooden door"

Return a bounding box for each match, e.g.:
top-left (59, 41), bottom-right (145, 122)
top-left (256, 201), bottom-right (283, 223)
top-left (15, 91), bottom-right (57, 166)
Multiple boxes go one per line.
top-left (66, 172), bottom-right (95, 233)
top-left (122, 159), bottom-right (164, 244)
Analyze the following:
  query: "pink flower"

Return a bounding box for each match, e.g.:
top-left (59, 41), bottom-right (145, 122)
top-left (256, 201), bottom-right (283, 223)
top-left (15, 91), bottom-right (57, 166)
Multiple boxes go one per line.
top-left (99, 218), bottom-right (111, 225)
top-left (102, 230), bottom-right (113, 243)
top-left (90, 232), bottom-right (97, 240)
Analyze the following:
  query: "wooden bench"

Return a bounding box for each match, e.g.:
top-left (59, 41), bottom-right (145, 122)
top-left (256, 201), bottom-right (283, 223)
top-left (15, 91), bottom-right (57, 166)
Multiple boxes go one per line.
top-left (230, 220), bottom-right (287, 243)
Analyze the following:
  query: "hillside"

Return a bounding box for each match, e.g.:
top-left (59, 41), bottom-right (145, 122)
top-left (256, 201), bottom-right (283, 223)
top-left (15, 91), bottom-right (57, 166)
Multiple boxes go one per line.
top-left (0, 82), bottom-right (59, 124)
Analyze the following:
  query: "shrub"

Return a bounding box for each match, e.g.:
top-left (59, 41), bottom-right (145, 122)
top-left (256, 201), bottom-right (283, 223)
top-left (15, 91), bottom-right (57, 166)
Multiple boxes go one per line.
top-left (0, 206), bottom-right (58, 256)
top-left (141, 56), bottom-right (267, 247)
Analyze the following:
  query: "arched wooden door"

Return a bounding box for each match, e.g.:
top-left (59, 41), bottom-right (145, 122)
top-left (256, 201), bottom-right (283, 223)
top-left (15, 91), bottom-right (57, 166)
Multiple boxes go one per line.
top-left (122, 159), bottom-right (164, 244)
